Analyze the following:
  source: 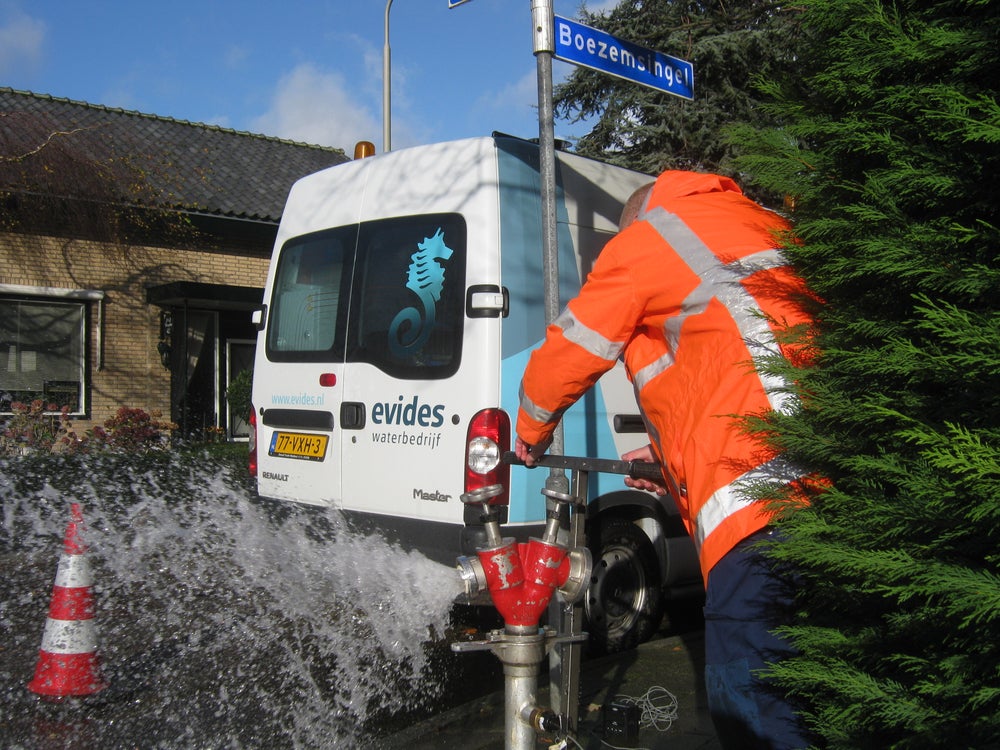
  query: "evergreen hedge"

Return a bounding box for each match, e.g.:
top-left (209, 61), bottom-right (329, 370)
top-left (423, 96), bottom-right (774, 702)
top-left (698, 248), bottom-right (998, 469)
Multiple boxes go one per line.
top-left (727, 1), bottom-right (1000, 746)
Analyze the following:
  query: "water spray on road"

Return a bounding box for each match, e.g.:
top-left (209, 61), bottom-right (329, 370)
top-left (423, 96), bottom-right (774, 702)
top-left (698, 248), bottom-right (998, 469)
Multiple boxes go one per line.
top-left (1, 451), bottom-right (467, 748)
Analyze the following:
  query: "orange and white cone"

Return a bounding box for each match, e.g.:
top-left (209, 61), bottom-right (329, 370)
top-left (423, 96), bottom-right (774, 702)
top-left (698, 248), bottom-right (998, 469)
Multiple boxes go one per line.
top-left (27, 503), bottom-right (109, 698)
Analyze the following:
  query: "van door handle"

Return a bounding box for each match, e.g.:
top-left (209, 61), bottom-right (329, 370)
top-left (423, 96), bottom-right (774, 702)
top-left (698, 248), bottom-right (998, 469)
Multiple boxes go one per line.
top-left (466, 284), bottom-right (508, 318)
top-left (340, 402), bottom-right (366, 430)
top-left (613, 414), bottom-right (646, 433)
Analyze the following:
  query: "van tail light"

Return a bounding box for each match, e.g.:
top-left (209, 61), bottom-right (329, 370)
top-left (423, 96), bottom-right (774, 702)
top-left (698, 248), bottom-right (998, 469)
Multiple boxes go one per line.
top-left (465, 408), bottom-right (510, 505)
top-left (248, 404), bottom-right (258, 477)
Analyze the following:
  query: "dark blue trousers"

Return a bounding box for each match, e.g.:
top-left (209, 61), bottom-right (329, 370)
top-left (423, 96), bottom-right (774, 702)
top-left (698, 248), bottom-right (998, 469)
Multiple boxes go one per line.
top-left (703, 529), bottom-right (810, 749)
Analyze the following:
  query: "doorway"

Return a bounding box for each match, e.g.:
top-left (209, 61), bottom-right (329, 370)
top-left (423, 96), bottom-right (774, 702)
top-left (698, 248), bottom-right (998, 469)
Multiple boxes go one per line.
top-left (226, 339), bottom-right (255, 440)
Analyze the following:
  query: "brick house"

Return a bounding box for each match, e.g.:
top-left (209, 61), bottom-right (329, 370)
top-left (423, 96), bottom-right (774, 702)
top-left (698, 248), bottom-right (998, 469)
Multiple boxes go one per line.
top-left (0, 88), bottom-right (350, 440)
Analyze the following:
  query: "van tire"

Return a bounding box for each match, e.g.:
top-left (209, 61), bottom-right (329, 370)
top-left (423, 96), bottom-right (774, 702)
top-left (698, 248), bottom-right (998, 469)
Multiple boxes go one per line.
top-left (585, 516), bottom-right (664, 655)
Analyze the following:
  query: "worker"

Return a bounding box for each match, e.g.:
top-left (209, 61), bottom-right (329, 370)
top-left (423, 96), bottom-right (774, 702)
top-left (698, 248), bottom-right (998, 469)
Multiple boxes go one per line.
top-left (515, 170), bottom-right (815, 749)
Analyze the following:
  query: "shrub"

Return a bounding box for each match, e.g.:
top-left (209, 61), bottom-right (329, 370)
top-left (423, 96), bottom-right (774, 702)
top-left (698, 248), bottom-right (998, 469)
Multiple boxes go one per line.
top-left (0, 404), bottom-right (176, 456)
top-left (226, 368), bottom-right (253, 426)
top-left (0, 400), bottom-right (73, 454)
top-left (94, 407), bottom-right (176, 452)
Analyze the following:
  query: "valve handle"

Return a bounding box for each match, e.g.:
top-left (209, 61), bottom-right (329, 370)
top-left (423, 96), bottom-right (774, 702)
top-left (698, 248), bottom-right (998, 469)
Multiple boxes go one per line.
top-left (541, 487), bottom-right (576, 504)
top-left (503, 451), bottom-right (664, 481)
top-left (460, 484), bottom-right (505, 505)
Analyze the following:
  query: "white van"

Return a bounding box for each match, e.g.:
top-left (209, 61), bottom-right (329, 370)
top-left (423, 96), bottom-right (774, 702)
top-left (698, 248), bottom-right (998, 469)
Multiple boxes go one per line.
top-left (249, 134), bottom-right (701, 651)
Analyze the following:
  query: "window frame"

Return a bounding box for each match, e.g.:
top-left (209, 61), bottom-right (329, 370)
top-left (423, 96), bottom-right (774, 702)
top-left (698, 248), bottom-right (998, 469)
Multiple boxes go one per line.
top-left (265, 213), bottom-right (467, 380)
top-left (0, 285), bottom-right (101, 417)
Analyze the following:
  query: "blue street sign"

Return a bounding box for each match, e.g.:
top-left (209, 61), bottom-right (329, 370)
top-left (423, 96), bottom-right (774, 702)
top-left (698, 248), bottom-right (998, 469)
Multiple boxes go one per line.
top-left (553, 15), bottom-right (694, 101)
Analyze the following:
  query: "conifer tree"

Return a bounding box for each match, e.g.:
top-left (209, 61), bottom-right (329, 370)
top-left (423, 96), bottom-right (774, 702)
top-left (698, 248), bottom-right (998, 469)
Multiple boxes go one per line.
top-left (725, 1), bottom-right (1000, 746)
top-left (560, 1), bottom-right (999, 745)
top-left (554, 0), bottom-right (804, 180)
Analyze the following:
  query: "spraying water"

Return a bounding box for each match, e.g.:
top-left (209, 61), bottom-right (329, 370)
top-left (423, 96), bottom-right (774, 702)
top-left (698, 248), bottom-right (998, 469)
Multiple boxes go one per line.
top-left (0, 450), bottom-right (479, 748)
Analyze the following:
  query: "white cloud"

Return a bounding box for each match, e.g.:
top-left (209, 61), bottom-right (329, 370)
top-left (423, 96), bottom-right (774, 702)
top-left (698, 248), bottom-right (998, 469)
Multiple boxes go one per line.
top-left (349, 31), bottom-right (384, 105)
top-left (469, 68), bottom-right (539, 138)
top-left (498, 69), bottom-right (540, 112)
top-left (578, 0), bottom-right (619, 15)
top-left (251, 63), bottom-right (381, 151)
top-left (350, 31), bottom-right (424, 150)
top-left (466, 62), bottom-right (598, 143)
top-left (0, 8), bottom-right (45, 77)
top-left (223, 44), bottom-right (249, 70)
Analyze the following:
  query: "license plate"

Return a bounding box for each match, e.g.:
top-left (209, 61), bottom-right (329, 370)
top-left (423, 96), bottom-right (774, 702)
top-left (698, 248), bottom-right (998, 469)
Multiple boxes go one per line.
top-left (268, 432), bottom-right (329, 461)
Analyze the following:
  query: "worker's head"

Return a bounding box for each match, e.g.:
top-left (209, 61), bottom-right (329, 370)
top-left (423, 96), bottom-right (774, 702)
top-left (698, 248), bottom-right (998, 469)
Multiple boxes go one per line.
top-left (619, 182), bottom-right (655, 229)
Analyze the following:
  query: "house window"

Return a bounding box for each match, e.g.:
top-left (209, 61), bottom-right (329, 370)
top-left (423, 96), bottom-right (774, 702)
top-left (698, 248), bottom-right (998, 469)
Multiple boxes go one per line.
top-left (0, 297), bottom-right (87, 415)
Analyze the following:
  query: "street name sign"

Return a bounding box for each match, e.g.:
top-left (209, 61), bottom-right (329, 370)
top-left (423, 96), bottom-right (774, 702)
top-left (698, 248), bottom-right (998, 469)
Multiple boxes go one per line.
top-left (553, 14), bottom-right (694, 101)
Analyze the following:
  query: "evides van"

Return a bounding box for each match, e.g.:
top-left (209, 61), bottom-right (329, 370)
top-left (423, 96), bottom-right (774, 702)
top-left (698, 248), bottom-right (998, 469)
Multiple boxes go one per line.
top-left (250, 135), bottom-right (701, 651)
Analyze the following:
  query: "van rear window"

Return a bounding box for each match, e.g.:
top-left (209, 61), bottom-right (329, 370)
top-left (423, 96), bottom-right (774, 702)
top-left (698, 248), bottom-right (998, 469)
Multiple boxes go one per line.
top-left (266, 214), bottom-right (466, 380)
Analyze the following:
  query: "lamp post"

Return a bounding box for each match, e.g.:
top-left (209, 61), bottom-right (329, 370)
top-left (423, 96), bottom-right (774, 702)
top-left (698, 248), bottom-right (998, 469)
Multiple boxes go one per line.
top-left (383, 0), bottom-right (393, 152)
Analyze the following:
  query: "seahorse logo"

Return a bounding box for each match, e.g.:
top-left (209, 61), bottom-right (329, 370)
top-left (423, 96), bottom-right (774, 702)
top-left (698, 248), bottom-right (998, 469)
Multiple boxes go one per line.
top-left (389, 228), bottom-right (453, 358)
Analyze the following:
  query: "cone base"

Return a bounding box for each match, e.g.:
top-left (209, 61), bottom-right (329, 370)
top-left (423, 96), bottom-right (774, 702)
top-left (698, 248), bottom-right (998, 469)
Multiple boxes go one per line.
top-left (28, 651), bottom-right (109, 698)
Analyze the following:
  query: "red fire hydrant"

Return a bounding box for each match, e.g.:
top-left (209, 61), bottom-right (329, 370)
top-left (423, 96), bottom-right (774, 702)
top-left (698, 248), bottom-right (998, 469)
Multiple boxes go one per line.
top-left (477, 538), bottom-right (569, 628)
top-left (454, 484), bottom-right (591, 749)
top-left (456, 485), bottom-right (590, 631)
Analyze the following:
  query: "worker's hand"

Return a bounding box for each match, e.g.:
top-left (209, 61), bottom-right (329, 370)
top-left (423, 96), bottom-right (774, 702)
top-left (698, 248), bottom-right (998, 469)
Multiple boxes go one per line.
top-left (622, 444), bottom-right (668, 496)
top-left (514, 435), bottom-right (552, 467)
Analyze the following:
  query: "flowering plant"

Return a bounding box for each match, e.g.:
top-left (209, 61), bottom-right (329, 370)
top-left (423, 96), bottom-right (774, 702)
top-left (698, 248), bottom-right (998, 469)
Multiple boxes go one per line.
top-left (1, 403), bottom-right (177, 455)
top-left (0, 400), bottom-right (72, 453)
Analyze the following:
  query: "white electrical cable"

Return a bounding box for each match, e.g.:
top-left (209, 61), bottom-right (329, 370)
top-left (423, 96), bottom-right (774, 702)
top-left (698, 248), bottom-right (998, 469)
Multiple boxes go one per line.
top-left (632, 685), bottom-right (679, 731)
top-left (555, 686), bottom-right (682, 750)
top-left (604, 685), bottom-right (680, 738)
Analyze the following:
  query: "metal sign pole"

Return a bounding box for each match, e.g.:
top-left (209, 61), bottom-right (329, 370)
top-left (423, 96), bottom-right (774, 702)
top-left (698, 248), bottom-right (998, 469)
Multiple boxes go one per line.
top-left (530, 7), bottom-right (567, 488)
top-left (532, 0), bottom-right (579, 737)
top-left (532, 0), bottom-right (558, 334)
top-left (530, 1), bottom-right (568, 492)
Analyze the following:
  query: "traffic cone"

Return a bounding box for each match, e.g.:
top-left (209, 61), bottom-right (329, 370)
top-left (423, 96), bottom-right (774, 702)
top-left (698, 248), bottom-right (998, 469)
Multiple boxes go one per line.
top-left (27, 503), bottom-right (109, 698)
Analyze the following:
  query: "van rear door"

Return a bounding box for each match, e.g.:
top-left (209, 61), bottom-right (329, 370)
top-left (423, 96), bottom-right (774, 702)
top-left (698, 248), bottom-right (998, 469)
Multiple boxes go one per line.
top-left (257, 223), bottom-right (356, 506)
top-left (337, 212), bottom-right (470, 521)
top-left (337, 139), bottom-right (501, 543)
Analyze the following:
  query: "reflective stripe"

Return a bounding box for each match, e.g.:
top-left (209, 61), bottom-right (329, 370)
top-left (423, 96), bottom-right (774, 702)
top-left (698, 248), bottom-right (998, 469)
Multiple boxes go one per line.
top-left (642, 208), bottom-right (793, 414)
top-left (693, 456), bottom-right (799, 550)
top-left (553, 308), bottom-right (624, 363)
top-left (519, 308), bottom-right (624, 428)
top-left (632, 352), bottom-right (675, 396)
top-left (54, 554), bottom-right (93, 588)
top-left (693, 483), bottom-right (751, 550)
top-left (518, 382), bottom-right (560, 427)
top-left (728, 248), bottom-right (785, 272)
top-left (38, 617), bottom-right (100, 654)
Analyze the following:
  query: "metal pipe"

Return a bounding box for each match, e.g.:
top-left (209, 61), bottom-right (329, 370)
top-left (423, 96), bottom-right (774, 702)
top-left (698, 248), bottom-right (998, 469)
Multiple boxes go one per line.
top-left (542, 511), bottom-right (563, 544)
top-left (505, 667), bottom-right (537, 750)
top-left (498, 632), bottom-right (547, 750)
top-left (484, 513), bottom-right (503, 549)
top-left (560, 467), bottom-right (589, 734)
top-left (383, 0), bottom-right (394, 153)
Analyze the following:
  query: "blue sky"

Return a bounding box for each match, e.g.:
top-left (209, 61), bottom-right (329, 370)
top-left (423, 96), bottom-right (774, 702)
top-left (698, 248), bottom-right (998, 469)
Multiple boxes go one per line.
top-left (1, 0), bottom-right (613, 153)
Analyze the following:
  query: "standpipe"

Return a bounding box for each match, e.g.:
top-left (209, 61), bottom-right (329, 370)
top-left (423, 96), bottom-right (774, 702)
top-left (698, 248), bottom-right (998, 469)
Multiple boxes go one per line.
top-left (453, 484), bottom-right (591, 750)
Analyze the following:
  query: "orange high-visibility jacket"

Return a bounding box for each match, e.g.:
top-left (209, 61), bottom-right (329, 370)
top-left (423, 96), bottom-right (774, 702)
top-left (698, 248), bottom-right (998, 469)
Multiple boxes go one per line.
top-left (517, 171), bottom-right (813, 581)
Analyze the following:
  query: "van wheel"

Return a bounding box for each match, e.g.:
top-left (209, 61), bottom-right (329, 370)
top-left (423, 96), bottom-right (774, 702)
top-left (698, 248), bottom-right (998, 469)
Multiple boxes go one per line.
top-left (585, 516), bottom-right (664, 655)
